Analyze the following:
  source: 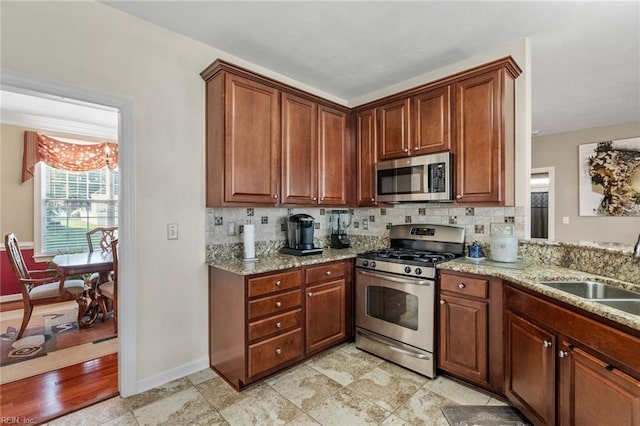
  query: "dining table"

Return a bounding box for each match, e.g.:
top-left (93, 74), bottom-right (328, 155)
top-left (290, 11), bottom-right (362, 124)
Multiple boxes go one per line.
top-left (51, 251), bottom-right (114, 328)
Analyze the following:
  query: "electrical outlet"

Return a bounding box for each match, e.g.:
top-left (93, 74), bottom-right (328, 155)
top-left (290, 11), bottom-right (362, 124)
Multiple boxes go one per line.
top-left (226, 222), bottom-right (236, 236)
top-left (167, 223), bottom-right (179, 240)
top-left (363, 218), bottom-right (369, 230)
top-left (562, 216), bottom-right (570, 224)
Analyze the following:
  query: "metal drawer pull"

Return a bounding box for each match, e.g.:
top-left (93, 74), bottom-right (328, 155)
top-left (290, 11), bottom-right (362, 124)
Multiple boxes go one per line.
top-left (275, 348), bottom-right (282, 355)
top-left (558, 350), bottom-right (569, 358)
top-left (308, 292), bottom-right (313, 297)
top-left (543, 340), bottom-right (552, 348)
top-left (458, 283), bottom-right (466, 289)
top-left (275, 280), bottom-right (281, 287)
top-left (275, 301), bottom-right (282, 307)
top-left (325, 270), bottom-right (331, 275)
top-left (440, 300), bottom-right (445, 305)
top-left (275, 322), bottom-right (281, 328)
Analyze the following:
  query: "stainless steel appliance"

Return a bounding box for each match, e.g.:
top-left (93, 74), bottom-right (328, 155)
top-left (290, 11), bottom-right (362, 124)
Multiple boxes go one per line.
top-left (281, 214), bottom-right (323, 256)
top-left (355, 224), bottom-right (465, 377)
top-left (376, 152), bottom-right (453, 203)
top-left (329, 209), bottom-right (351, 249)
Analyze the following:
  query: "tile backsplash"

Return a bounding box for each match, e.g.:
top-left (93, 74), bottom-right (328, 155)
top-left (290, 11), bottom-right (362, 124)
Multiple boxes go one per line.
top-left (206, 204), bottom-right (526, 248)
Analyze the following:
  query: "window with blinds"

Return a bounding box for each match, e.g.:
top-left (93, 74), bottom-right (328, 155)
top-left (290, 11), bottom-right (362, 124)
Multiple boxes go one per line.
top-left (41, 164), bottom-right (119, 254)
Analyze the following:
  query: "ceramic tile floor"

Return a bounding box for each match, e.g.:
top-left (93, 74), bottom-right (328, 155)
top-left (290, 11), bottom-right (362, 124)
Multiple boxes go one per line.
top-left (45, 343), bottom-right (509, 425)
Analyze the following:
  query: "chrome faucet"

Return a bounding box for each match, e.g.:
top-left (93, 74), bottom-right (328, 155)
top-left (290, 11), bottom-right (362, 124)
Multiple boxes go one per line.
top-left (634, 233), bottom-right (640, 258)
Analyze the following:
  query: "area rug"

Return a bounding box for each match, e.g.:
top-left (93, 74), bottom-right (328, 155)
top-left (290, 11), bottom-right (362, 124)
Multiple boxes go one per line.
top-left (0, 301), bottom-right (117, 383)
top-left (441, 405), bottom-right (531, 426)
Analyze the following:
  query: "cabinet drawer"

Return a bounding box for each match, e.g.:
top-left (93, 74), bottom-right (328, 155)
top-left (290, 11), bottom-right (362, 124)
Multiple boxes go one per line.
top-left (248, 309), bottom-right (303, 342)
top-left (306, 262), bottom-right (345, 284)
top-left (441, 274), bottom-right (488, 299)
top-left (248, 328), bottom-right (303, 378)
top-left (248, 270), bottom-right (302, 298)
top-left (248, 289), bottom-right (301, 320)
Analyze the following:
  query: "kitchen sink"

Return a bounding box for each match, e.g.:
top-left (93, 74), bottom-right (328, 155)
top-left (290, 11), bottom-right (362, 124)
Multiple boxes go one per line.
top-left (593, 300), bottom-right (640, 316)
top-left (538, 281), bottom-right (640, 300)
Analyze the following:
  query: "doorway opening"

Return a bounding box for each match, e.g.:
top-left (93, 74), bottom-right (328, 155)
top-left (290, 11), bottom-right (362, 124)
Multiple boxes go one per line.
top-left (530, 167), bottom-right (555, 240)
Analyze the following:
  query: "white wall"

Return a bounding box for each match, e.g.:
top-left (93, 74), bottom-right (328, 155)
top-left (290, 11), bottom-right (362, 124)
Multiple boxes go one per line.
top-left (1, 1), bottom-right (532, 393)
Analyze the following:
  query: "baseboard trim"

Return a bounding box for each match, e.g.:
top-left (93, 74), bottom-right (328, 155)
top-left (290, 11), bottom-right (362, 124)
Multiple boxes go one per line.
top-left (136, 356), bottom-right (210, 394)
top-left (1, 294), bottom-right (23, 303)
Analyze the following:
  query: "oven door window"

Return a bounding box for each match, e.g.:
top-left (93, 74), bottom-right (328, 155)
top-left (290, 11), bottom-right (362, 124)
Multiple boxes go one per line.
top-left (377, 165), bottom-right (425, 195)
top-left (366, 286), bottom-right (418, 330)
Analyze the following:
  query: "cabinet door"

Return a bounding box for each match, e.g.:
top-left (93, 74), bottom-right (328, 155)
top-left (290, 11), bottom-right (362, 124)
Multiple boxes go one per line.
top-left (225, 73), bottom-right (280, 204)
top-left (559, 344), bottom-right (640, 426)
top-left (413, 85), bottom-right (451, 155)
top-left (306, 279), bottom-right (346, 354)
top-left (439, 293), bottom-right (488, 384)
top-left (454, 70), bottom-right (504, 205)
top-left (281, 93), bottom-right (317, 204)
top-left (378, 98), bottom-right (411, 160)
top-left (317, 105), bottom-right (350, 205)
top-left (505, 312), bottom-right (556, 426)
top-left (356, 108), bottom-right (378, 206)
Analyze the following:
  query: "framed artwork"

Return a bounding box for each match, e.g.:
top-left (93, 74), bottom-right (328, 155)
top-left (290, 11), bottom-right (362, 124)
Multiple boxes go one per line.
top-left (578, 137), bottom-right (640, 216)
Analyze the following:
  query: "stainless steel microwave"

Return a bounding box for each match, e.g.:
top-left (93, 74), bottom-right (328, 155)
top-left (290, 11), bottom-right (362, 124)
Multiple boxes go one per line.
top-left (376, 152), bottom-right (453, 202)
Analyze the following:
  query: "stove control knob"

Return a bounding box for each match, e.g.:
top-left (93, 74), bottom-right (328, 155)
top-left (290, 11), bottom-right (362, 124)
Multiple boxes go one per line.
top-left (404, 266), bottom-right (412, 274)
top-left (370, 261), bottom-right (376, 268)
top-left (415, 268), bottom-right (422, 276)
top-left (362, 260), bottom-right (369, 267)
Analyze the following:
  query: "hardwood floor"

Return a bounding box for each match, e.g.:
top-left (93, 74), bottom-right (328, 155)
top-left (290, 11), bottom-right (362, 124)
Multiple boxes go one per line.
top-left (0, 354), bottom-right (119, 424)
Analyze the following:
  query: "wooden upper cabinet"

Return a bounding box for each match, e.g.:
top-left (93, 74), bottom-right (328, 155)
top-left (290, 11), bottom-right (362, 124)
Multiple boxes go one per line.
top-left (413, 85), bottom-right (452, 154)
top-left (356, 108), bottom-right (378, 206)
top-left (204, 71), bottom-right (280, 206)
top-left (378, 98), bottom-right (411, 160)
top-left (318, 105), bottom-right (350, 206)
top-left (454, 68), bottom-right (516, 206)
top-left (281, 93), bottom-right (318, 205)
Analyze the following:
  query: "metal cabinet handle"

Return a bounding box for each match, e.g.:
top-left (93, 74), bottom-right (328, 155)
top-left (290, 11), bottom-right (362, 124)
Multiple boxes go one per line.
top-left (371, 198), bottom-right (375, 202)
top-left (275, 301), bottom-right (282, 307)
top-left (458, 283), bottom-right (466, 289)
top-left (325, 271), bottom-right (331, 275)
top-left (456, 194), bottom-right (462, 199)
top-left (440, 300), bottom-right (445, 305)
top-left (543, 340), bottom-right (552, 348)
top-left (273, 194), bottom-right (278, 199)
top-left (403, 148), bottom-right (408, 152)
top-left (275, 280), bottom-right (281, 287)
top-left (559, 350), bottom-right (569, 358)
top-left (414, 147), bottom-right (418, 151)
top-left (275, 348), bottom-right (282, 355)
top-left (275, 322), bottom-right (282, 328)
top-left (313, 197), bottom-right (317, 201)
top-left (308, 292), bottom-right (313, 297)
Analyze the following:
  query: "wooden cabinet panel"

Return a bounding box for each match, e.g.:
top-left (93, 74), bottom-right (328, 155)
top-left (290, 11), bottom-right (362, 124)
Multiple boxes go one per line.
top-left (559, 344), bottom-right (640, 426)
top-left (248, 289), bottom-right (301, 320)
top-left (378, 98), bottom-right (411, 160)
top-left (306, 262), bottom-right (346, 283)
top-left (454, 68), bottom-right (515, 205)
top-left (356, 108), bottom-right (378, 206)
top-left (248, 328), bottom-right (303, 378)
top-left (248, 270), bottom-right (302, 298)
top-left (281, 93), bottom-right (317, 205)
top-left (505, 312), bottom-right (556, 426)
top-left (318, 105), bottom-right (350, 205)
top-left (440, 274), bottom-right (488, 299)
top-left (224, 73), bottom-right (280, 204)
top-left (413, 85), bottom-right (451, 154)
top-left (306, 279), bottom-right (346, 354)
top-left (439, 293), bottom-right (488, 384)
top-left (248, 309), bottom-right (303, 342)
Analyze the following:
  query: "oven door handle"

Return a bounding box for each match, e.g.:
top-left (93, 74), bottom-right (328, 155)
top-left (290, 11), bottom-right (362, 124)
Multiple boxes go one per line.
top-left (357, 269), bottom-right (431, 286)
top-left (357, 329), bottom-right (430, 360)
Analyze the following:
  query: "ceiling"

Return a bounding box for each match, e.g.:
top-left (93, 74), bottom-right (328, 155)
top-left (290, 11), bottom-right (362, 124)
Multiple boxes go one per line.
top-left (99, 0), bottom-right (639, 136)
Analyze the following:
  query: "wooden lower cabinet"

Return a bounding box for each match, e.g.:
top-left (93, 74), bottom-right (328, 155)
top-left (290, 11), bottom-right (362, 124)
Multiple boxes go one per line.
top-left (505, 283), bottom-right (640, 426)
top-left (438, 271), bottom-right (503, 393)
top-left (505, 312), bottom-right (556, 425)
top-left (209, 260), bottom-right (352, 390)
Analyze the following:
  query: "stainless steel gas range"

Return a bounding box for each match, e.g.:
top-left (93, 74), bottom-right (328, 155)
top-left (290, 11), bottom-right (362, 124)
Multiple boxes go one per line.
top-left (355, 224), bottom-right (465, 378)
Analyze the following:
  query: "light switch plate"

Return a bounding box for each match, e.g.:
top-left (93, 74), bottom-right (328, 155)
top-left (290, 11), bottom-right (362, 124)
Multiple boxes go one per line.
top-left (167, 223), bottom-right (179, 240)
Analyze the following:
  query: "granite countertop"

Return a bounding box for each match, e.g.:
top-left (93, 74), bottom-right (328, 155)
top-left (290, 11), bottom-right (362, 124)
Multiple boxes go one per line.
top-left (206, 247), bottom-right (368, 275)
top-left (438, 260), bottom-right (640, 333)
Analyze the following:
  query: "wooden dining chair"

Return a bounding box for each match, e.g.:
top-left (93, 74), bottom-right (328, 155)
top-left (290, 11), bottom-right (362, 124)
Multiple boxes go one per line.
top-left (4, 233), bottom-right (86, 340)
top-left (97, 239), bottom-right (118, 333)
top-left (86, 227), bottom-right (118, 284)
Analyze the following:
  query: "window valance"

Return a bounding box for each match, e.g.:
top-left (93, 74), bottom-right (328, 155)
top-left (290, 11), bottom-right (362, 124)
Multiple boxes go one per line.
top-left (22, 131), bottom-right (118, 183)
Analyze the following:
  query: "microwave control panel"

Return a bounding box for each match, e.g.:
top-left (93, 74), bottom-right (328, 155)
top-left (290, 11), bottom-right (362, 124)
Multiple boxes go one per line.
top-left (428, 162), bottom-right (446, 193)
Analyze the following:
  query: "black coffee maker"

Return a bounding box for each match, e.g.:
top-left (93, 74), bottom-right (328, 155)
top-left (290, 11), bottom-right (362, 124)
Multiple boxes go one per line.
top-left (280, 214), bottom-right (324, 256)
